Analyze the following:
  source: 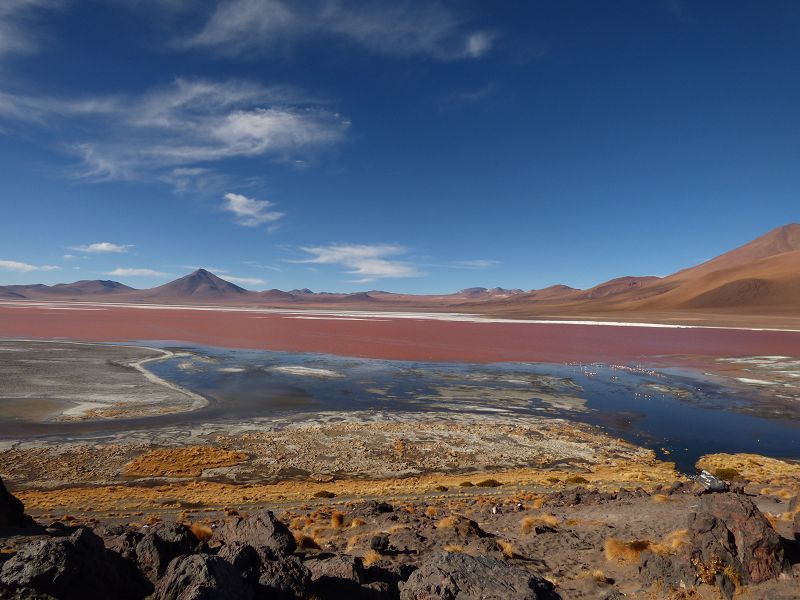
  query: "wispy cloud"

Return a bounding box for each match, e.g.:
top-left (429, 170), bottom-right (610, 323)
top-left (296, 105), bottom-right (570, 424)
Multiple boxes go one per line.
top-left (0, 78), bottom-right (350, 185)
top-left (445, 259), bottom-right (499, 269)
top-left (222, 275), bottom-right (265, 287)
top-left (107, 267), bottom-right (170, 277)
top-left (0, 259), bottom-right (60, 272)
top-left (178, 0), bottom-right (495, 61)
top-left (222, 192), bottom-right (284, 227)
top-left (293, 243), bottom-right (421, 282)
top-left (0, 0), bottom-right (63, 61)
top-left (71, 241), bottom-right (132, 253)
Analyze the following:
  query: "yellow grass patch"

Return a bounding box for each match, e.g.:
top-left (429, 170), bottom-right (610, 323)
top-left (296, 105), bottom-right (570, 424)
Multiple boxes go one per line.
top-left (521, 513), bottom-right (560, 534)
top-left (650, 529), bottom-right (688, 555)
top-left (497, 539), bottom-right (515, 558)
top-left (696, 453), bottom-right (800, 487)
top-left (123, 447), bottom-right (248, 478)
top-left (604, 538), bottom-right (651, 563)
top-left (188, 522), bottom-right (213, 543)
top-left (330, 511), bottom-right (345, 528)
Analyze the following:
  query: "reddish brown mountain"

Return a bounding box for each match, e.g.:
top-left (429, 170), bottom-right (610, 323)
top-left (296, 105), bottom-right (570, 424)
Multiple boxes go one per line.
top-left (137, 269), bottom-right (247, 301)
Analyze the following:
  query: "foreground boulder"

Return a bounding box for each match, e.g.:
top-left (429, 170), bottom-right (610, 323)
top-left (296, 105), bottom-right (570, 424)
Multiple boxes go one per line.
top-left (0, 527), bottom-right (150, 600)
top-left (0, 477), bottom-right (31, 529)
top-left (152, 554), bottom-right (252, 600)
top-left (690, 493), bottom-right (788, 585)
top-left (639, 492), bottom-right (789, 599)
top-left (135, 523), bottom-right (199, 581)
top-left (399, 552), bottom-right (560, 600)
top-left (215, 511), bottom-right (296, 556)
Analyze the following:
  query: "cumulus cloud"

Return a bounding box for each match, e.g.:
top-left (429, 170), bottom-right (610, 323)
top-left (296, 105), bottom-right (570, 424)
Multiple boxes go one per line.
top-left (72, 242), bottom-right (132, 253)
top-left (179, 0), bottom-right (494, 61)
top-left (294, 243), bottom-right (421, 282)
top-left (0, 78), bottom-right (349, 184)
top-left (107, 267), bottom-right (170, 277)
top-left (222, 192), bottom-right (284, 227)
top-left (0, 259), bottom-right (59, 272)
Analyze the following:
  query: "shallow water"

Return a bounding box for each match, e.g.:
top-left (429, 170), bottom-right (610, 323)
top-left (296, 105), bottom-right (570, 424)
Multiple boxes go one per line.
top-left (137, 344), bottom-right (800, 472)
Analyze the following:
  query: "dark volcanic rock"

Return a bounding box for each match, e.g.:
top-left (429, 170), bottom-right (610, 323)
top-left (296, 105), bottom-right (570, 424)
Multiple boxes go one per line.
top-left (216, 511), bottom-right (296, 556)
top-left (348, 501), bottom-right (394, 519)
top-left (135, 523), bottom-right (198, 580)
top-left (258, 555), bottom-right (310, 599)
top-left (0, 527), bottom-right (150, 600)
top-left (152, 554), bottom-right (253, 600)
top-left (306, 554), bottom-right (365, 584)
top-left (639, 551), bottom-right (696, 589)
top-left (690, 493), bottom-right (788, 585)
top-left (399, 552), bottom-right (560, 600)
top-left (217, 542), bottom-right (262, 586)
top-left (0, 477), bottom-right (31, 529)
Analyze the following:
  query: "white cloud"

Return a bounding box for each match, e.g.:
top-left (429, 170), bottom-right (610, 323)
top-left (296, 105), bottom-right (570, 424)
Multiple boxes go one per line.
top-left (294, 243), bottom-right (421, 282)
top-left (0, 0), bottom-right (63, 61)
top-left (72, 242), bottom-right (132, 253)
top-left (179, 0), bottom-right (494, 61)
top-left (107, 268), bottom-right (170, 277)
top-left (62, 254), bottom-right (75, 260)
top-left (465, 31), bottom-right (495, 58)
top-left (222, 275), bottom-right (265, 287)
top-left (0, 78), bottom-right (349, 184)
top-left (447, 259), bottom-right (499, 269)
top-left (0, 259), bottom-right (60, 272)
top-left (223, 192), bottom-right (284, 227)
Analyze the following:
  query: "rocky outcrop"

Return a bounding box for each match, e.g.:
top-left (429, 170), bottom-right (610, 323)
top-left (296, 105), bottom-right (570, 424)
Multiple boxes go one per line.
top-left (257, 554), bottom-right (311, 599)
top-left (639, 492), bottom-right (789, 599)
top-left (151, 554), bottom-right (252, 600)
top-left (0, 477), bottom-right (31, 529)
top-left (215, 510), bottom-right (296, 557)
top-left (0, 527), bottom-right (150, 600)
top-left (399, 552), bottom-right (560, 600)
top-left (690, 493), bottom-right (788, 585)
top-left (135, 523), bottom-right (199, 581)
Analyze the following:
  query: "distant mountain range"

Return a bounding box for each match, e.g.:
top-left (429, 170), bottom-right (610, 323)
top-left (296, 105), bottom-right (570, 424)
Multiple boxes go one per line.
top-left (2, 223), bottom-right (799, 317)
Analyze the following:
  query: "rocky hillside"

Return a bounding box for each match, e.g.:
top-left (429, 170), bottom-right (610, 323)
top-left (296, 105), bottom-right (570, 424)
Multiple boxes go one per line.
top-left (1, 475), bottom-right (798, 599)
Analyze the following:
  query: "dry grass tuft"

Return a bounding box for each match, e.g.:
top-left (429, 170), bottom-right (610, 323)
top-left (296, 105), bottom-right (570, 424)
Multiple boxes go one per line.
top-left (313, 490), bottom-right (336, 499)
top-left (651, 494), bottom-right (671, 503)
top-left (435, 515), bottom-right (461, 529)
top-left (443, 544), bottom-right (465, 553)
top-left (350, 517), bottom-right (366, 528)
top-left (579, 569), bottom-right (613, 584)
top-left (650, 529), bottom-right (688, 555)
top-left (293, 530), bottom-right (321, 550)
top-left (521, 513), bottom-right (560, 534)
top-left (497, 539), bottom-right (515, 558)
top-left (330, 511), bottom-right (345, 528)
top-left (188, 522), bottom-right (213, 543)
top-left (604, 538), bottom-right (651, 563)
top-left (362, 549), bottom-right (382, 567)
top-left (425, 506), bottom-right (438, 518)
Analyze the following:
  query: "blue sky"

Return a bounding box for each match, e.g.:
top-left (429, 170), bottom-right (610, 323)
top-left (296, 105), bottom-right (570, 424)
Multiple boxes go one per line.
top-left (0, 0), bottom-right (798, 293)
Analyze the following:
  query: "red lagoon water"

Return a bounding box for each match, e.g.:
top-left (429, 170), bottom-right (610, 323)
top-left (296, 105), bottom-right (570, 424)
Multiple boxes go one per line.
top-left (1, 304), bottom-right (799, 364)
